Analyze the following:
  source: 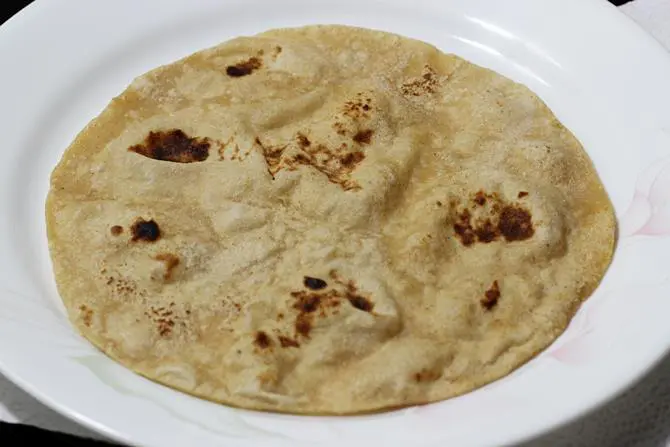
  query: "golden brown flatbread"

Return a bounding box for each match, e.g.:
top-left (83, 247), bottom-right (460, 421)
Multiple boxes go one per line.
top-left (46, 25), bottom-right (616, 414)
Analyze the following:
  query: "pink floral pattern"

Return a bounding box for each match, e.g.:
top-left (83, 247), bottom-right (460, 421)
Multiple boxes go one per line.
top-left (620, 157), bottom-right (670, 237)
top-left (543, 157), bottom-right (670, 365)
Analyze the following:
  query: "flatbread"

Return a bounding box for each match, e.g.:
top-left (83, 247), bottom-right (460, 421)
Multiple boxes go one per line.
top-left (46, 25), bottom-right (616, 414)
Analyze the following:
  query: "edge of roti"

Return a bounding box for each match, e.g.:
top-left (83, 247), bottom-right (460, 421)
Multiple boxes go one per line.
top-left (46, 25), bottom-right (616, 415)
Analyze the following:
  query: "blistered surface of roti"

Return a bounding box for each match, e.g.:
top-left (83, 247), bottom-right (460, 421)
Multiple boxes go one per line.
top-left (46, 26), bottom-right (616, 414)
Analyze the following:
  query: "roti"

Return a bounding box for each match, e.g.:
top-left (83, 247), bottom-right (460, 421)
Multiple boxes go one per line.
top-left (46, 25), bottom-right (616, 414)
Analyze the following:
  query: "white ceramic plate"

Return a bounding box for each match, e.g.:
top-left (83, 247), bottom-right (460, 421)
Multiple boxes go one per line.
top-left (1, 0), bottom-right (670, 446)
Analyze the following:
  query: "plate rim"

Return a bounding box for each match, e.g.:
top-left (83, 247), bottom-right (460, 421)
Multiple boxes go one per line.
top-left (1, 0), bottom-right (670, 446)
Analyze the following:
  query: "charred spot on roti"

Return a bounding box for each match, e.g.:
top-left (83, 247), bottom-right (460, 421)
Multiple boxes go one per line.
top-left (482, 281), bottom-right (501, 310)
top-left (218, 137), bottom-right (251, 162)
top-left (257, 135), bottom-right (365, 191)
top-left (303, 276), bottom-right (328, 290)
top-left (518, 191), bottom-right (529, 198)
top-left (347, 294), bottom-right (374, 312)
top-left (297, 133), bottom-right (311, 148)
top-left (327, 271), bottom-right (375, 313)
top-left (474, 191), bottom-right (487, 206)
top-left (353, 129), bottom-right (374, 145)
top-left (413, 369), bottom-right (441, 383)
top-left (452, 191), bottom-right (535, 246)
top-left (333, 122), bottom-right (347, 136)
top-left (278, 335), bottom-right (300, 348)
top-left (401, 65), bottom-right (440, 96)
top-left (255, 137), bottom-right (285, 179)
top-left (79, 305), bottom-right (94, 327)
top-left (341, 151), bottom-right (365, 168)
top-left (129, 130), bottom-right (210, 163)
top-left (291, 277), bottom-right (364, 339)
top-left (293, 289), bottom-right (342, 313)
top-left (254, 331), bottom-right (272, 349)
top-left (130, 218), bottom-right (161, 242)
top-left (108, 276), bottom-right (147, 299)
top-left (292, 291), bottom-right (322, 313)
top-left (110, 225), bottom-right (123, 236)
top-left (453, 209), bottom-right (476, 246)
top-left (498, 206), bottom-right (535, 242)
top-left (157, 322), bottom-right (174, 337)
top-left (154, 253), bottom-right (180, 281)
top-left (226, 57), bottom-right (262, 77)
top-left (474, 219), bottom-right (498, 244)
top-left (343, 95), bottom-right (373, 119)
top-left (148, 306), bottom-right (176, 337)
top-left (295, 314), bottom-right (312, 338)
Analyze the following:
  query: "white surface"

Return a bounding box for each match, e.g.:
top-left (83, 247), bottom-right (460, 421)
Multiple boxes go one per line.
top-left (1, 0), bottom-right (670, 446)
top-left (623, 0), bottom-right (670, 50)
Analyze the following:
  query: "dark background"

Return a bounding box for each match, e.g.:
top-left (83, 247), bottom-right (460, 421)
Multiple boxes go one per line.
top-left (0, 0), bottom-right (642, 445)
top-left (0, 0), bottom-right (637, 26)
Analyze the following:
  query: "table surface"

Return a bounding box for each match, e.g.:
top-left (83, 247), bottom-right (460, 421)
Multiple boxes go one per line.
top-left (1, 0), bottom-right (668, 445)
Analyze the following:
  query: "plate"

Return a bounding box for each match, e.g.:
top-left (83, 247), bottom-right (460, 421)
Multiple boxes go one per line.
top-left (1, 0), bottom-right (670, 446)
